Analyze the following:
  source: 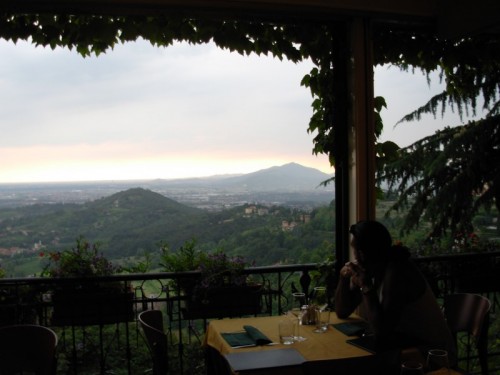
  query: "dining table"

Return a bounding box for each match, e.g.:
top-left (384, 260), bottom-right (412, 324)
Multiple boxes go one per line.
top-left (203, 313), bottom-right (376, 374)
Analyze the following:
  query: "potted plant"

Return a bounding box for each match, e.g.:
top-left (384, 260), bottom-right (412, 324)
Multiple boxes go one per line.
top-left (41, 236), bottom-right (134, 326)
top-left (0, 264), bottom-right (43, 325)
top-left (160, 239), bottom-right (262, 319)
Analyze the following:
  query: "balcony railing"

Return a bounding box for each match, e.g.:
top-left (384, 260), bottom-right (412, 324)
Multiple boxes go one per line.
top-left (1, 252), bottom-right (499, 375)
top-left (0, 263), bottom-right (317, 375)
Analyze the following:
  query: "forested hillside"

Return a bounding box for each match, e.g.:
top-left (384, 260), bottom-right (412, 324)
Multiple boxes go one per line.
top-left (0, 188), bottom-right (207, 256)
top-left (0, 188), bottom-right (335, 276)
top-left (1, 185), bottom-right (497, 277)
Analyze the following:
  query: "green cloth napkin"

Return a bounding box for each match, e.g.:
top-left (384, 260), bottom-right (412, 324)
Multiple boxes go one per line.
top-left (221, 325), bottom-right (272, 347)
top-left (332, 321), bottom-right (369, 337)
top-left (243, 325), bottom-right (272, 345)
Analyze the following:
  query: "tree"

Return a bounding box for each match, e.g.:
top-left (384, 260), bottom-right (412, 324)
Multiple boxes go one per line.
top-left (381, 118), bottom-right (500, 237)
top-left (375, 31), bottom-right (500, 237)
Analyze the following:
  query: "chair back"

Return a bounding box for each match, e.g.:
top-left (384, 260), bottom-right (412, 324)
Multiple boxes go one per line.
top-left (138, 310), bottom-right (168, 375)
top-left (443, 293), bottom-right (491, 375)
top-left (0, 324), bottom-right (58, 375)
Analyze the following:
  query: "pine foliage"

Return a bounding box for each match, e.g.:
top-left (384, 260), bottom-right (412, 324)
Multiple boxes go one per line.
top-left (374, 29), bottom-right (500, 237)
top-left (381, 116), bottom-right (500, 237)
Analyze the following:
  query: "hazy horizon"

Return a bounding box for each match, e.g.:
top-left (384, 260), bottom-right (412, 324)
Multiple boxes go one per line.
top-left (0, 161), bottom-right (334, 186)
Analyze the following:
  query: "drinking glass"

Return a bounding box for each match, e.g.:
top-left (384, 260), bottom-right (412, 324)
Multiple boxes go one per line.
top-left (311, 287), bottom-right (328, 310)
top-left (290, 293), bottom-right (307, 341)
top-left (400, 361), bottom-right (424, 375)
top-left (313, 307), bottom-right (330, 333)
top-left (426, 349), bottom-right (450, 373)
top-left (278, 319), bottom-right (294, 345)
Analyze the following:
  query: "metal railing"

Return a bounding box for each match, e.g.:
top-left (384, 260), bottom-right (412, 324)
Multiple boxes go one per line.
top-left (413, 251), bottom-right (500, 309)
top-left (1, 252), bottom-right (499, 375)
top-left (0, 264), bottom-right (317, 375)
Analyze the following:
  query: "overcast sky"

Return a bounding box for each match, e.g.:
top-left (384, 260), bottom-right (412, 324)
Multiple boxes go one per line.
top-left (0, 38), bottom-right (479, 183)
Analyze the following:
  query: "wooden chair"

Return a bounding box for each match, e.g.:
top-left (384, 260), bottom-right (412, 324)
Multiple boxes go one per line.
top-left (138, 309), bottom-right (168, 375)
top-left (443, 293), bottom-right (491, 375)
top-left (0, 324), bottom-right (58, 375)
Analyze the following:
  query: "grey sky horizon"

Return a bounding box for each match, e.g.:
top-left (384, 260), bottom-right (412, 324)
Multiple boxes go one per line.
top-left (0, 38), bottom-right (480, 183)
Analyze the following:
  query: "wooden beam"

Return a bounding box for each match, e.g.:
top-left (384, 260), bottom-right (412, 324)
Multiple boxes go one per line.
top-left (2, 1), bottom-right (499, 40)
top-left (0, 0), bottom-right (437, 17)
top-left (350, 18), bottom-right (376, 222)
top-left (437, 0), bottom-right (500, 38)
top-left (1, 0), bottom-right (437, 26)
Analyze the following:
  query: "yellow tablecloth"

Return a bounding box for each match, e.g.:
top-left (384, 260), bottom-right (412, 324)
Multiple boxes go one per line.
top-left (204, 314), bottom-right (374, 374)
top-left (205, 316), bottom-right (468, 375)
top-left (428, 369), bottom-right (464, 375)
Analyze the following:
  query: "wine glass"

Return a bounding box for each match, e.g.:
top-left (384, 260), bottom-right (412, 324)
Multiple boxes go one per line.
top-left (400, 361), bottom-right (424, 375)
top-left (426, 349), bottom-right (450, 373)
top-left (290, 292), bottom-right (307, 341)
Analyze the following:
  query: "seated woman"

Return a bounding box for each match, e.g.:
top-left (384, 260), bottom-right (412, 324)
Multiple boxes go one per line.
top-left (335, 220), bottom-right (455, 372)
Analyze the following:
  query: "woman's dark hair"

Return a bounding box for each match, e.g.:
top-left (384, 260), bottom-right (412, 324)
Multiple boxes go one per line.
top-left (349, 220), bottom-right (409, 262)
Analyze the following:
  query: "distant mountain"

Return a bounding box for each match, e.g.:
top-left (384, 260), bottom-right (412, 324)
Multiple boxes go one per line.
top-left (0, 163), bottom-right (334, 211)
top-left (212, 162), bottom-right (333, 191)
top-left (156, 162), bottom-right (333, 192)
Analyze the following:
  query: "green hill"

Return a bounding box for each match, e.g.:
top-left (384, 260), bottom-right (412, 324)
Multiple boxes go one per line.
top-left (79, 188), bottom-right (209, 257)
top-left (0, 188), bottom-right (209, 258)
top-left (0, 188), bottom-right (337, 277)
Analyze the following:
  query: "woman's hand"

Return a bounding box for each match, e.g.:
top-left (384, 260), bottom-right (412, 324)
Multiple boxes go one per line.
top-left (340, 261), bottom-right (370, 289)
top-left (335, 261), bottom-right (364, 318)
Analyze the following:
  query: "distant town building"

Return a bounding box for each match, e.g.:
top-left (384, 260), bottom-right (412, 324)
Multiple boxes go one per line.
top-left (281, 220), bottom-right (298, 232)
top-left (33, 240), bottom-right (44, 252)
top-left (244, 206), bottom-right (256, 215)
top-left (244, 205), bottom-right (269, 217)
top-left (257, 208), bottom-right (269, 216)
top-left (0, 247), bottom-right (23, 256)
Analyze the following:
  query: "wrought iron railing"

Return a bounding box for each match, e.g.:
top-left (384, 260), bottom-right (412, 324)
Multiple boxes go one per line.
top-left (413, 251), bottom-right (500, 309)
top-left (1, 252), bottom-right (499, 375)
top-left (0, 264), bottom-right (318, 375)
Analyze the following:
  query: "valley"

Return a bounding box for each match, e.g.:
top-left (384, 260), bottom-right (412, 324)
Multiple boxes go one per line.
top-left (0, 163), bottom-right (336, 276)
